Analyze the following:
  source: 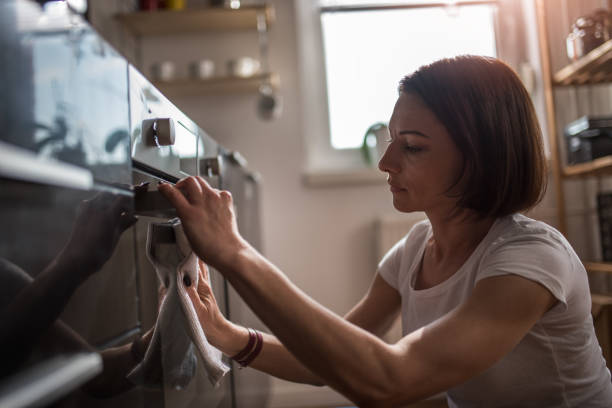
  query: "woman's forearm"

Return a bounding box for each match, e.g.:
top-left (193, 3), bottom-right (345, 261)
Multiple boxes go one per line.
top-left (214, 321), bottom-right (324, 385)
top-left (219, 247), bottom-right (401, 405)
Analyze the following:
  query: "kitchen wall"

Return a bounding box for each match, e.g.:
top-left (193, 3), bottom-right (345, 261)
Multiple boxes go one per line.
top-left (87, 0), bottom-right (611, 406)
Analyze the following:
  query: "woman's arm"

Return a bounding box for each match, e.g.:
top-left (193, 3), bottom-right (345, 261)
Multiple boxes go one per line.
top-left (223, 250), bottom-right (555, 406)
top-left (160, 177), bottom-right (555, 406)
top-left (190, 261), bottom-right (400, 386)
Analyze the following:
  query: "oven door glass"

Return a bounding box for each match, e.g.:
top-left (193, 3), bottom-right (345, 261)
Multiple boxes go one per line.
top-left (0, 177), bottom-right (148, 408)
top-left (0, 0), bottom-right (131, 187)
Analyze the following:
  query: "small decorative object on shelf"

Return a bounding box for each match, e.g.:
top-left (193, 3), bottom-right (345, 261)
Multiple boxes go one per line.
top-left (139, 0), bottom-right (159, 10)
top-left (164, 0), bottom-right (186, 10)
top-left (150, 61), bottom-right (176, 81)
top-left (566, 9), bottom-right (612, 61)
top-left (189, 59), bottom-right (215, 79)
top-left (226, 57), bottom-right (260, 78)
top-left (210, 0), bottom-right (240, 9)
top-left (564, 116), bottom-right (612, 165)
top-left (153, 73), bottom-right (279, 96)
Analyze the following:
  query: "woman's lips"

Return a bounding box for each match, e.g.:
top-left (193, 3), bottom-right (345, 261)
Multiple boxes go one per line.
top-left (388, 183), bottom-right (405, 193)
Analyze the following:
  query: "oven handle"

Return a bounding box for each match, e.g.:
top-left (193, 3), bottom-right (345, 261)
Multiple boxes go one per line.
top-left (0, 352), bottom-right (102, 408)
top-left (134, 189), bottom-right (176, 218)
top-left (0, 141), bottom-right (93, 190)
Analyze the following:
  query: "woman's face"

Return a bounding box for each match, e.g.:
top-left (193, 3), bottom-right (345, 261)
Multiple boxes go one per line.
top-left (378, 92), bottom-right (464, 214)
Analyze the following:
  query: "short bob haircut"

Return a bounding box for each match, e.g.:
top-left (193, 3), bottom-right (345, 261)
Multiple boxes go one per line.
top-left (399, 55), bottom-right (547, 218)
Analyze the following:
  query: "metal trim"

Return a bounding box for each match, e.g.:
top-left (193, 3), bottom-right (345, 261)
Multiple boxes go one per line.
top-left (0, 141), bottom-right (93, 190)
top-left (0, 352), bottom-right (102, 408)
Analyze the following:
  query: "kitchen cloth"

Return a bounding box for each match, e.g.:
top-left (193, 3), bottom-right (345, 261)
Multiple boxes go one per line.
top-left (127, 219), bottom-right (229, 389)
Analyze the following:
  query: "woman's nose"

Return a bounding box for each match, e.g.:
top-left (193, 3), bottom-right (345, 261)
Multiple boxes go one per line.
top-left (378, 143), bottom-right (400, 174)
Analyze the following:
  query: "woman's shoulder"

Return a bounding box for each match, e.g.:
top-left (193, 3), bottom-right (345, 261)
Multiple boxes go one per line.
top-left (377, 218), bottom-right (431, 285)
top-left (488, 213), bottom-right (570, 252)
top-left (477, 214), bottom-right (585, 310)
top-left (399, 219), bottom-right (432, 250)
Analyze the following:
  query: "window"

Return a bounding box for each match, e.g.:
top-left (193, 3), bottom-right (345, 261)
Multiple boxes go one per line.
top-left (321, 1), bottom-right (498, 149)
top-left (296, 0), bottom-right (499, 175)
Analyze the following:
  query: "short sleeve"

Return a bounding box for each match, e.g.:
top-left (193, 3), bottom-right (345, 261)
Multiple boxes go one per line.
top-left (377, 236), bottom-right (407, 290)
top-left (477, 232), bottom-right (575, 309)
top-left (377, 220), bottom-right (431, 291)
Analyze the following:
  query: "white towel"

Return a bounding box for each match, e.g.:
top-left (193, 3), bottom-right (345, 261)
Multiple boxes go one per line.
top-left (128, 219), bottom-right (229, 389)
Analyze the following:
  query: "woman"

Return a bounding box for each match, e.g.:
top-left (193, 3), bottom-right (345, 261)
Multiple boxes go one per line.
top-left (159, 56), bottom-right (612, 407)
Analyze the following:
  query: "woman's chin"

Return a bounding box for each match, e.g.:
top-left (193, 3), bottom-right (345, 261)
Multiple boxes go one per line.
top-left (392, 199), bottom-right (419, 213)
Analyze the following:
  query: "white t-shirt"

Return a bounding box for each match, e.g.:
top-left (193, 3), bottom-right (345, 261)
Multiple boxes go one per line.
top-left (378, 213), bottom-right (612, 407)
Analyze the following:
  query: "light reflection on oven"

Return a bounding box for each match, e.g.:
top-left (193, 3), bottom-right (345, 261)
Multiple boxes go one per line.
top-left (0, 180), bottom-right (167, 406)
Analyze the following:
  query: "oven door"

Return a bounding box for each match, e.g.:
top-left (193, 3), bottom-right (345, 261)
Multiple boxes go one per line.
top-left (129, 66), bottom-right (234, 408)
top-left (0, 1), bottom-right (146, 407)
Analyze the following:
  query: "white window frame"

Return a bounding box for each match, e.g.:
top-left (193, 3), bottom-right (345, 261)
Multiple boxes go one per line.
top-left (295, 0), bottom-right (523, 184)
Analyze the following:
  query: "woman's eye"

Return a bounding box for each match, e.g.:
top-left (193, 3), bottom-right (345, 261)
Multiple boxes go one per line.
top-left (404, 145), bottom-right (423, 153)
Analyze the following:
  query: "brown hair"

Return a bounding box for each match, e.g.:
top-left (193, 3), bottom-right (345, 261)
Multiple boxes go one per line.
top-left (399, 55), bottom-right (547, 218)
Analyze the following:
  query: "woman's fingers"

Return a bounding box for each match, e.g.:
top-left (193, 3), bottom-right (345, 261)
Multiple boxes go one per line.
top-left (185, 283), bottom-right (203, 310)
top-left (198, 259), bottom-right (209, 281)
top-left (195, 176), bottom-right (215, 194)
top-left (176, 177), bottom-right (203, 204)
top-left (158, 182), bottom-right (190, 209)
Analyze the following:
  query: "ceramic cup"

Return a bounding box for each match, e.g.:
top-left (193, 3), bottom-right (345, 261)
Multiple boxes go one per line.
top-left (150, 61), bottom-right (175, 82)
top-left (189, 59), bottom-right (215, 79)
top-left (226, 57), bottom-right (260, 78)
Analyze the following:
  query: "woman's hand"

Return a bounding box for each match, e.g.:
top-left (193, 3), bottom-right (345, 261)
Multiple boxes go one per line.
top-left (184, 260), bottom-right (247, 354)
top-left (158, 176), bottom-right (250, 270)
top-left (57, 192), bottom-right (137, 282)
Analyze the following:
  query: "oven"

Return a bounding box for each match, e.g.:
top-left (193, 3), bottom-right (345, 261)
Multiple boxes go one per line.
top-left (0, 1), bottom-right (253, 407)
top-left (128, 65), bottom-right (234, 408)
top-left (0, 0), bottom-right (142, 406)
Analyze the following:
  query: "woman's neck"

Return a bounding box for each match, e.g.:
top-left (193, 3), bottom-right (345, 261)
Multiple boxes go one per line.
top-left (425, 209), bottom-right (496, 262)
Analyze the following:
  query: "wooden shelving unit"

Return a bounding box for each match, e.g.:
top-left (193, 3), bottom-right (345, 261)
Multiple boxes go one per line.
top-left (585, 261), bottom-right (612, 275)
top-left (153, 73), bottom-right (279, 96)
top-left (553, 39), bottom-right (612, 86)
top-left (116, 4), bottom-right (279, 97)
top-left (564, 155), bottom-right (612, 177)
top-left (536, 1), bottom-right (612, 283)
top-left (116, 5), bottom-right (275, 35)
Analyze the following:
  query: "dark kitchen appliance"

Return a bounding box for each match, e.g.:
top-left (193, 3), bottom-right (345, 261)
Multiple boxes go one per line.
top-left (0, 1), bottom-right (265, 407)
top-left (564, 115), bottom-right (612, 165)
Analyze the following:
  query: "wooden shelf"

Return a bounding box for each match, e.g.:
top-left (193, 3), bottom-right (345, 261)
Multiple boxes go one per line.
top-left (585, 261), bottom-right (612, 275)
top-left (592, 293), bottom-right (612, 306)
top-left (563, 155), bottom-right (612, 178)
top-left (116, 5), bottom-right (275, 36)
top-left (553, 39), bottom-right (612, 86)
top-left (152, 73), bottom-right (279, 96)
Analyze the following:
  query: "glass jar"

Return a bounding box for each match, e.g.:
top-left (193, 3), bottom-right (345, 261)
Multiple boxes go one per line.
top-left (566, 11), bottom-right (611, 61)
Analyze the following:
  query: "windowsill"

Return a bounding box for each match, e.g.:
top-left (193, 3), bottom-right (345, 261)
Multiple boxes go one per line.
top-left (302, 167), bottom-right (387, 188)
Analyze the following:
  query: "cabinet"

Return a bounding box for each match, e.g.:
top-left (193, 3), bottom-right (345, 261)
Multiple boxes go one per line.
top-left (116, 4), bottom-right (279, 96)
top-left (535, 0), bottom-right (612, 363)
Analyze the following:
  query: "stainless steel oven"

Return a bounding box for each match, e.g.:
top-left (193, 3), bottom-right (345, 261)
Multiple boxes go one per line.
top-left (0, 1), bottom-right (143, 407)
top-left (128, 65), bottom-right (234, 408)
top-left (0, 1), bottom-right (261, 407)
